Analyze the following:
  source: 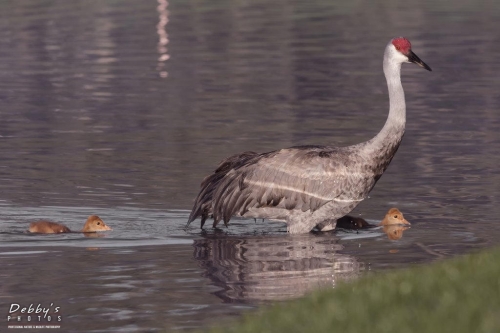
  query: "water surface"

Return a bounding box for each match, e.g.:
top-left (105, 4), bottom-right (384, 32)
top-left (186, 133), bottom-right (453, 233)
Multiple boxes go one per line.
top-left (1, 0), bottom-right (500, 332)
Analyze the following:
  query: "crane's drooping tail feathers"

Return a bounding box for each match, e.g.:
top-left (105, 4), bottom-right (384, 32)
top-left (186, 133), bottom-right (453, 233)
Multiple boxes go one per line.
top-left (187, 146), bottom-right (356, 229)
top-left (187, 151), bottom-right (260, 228)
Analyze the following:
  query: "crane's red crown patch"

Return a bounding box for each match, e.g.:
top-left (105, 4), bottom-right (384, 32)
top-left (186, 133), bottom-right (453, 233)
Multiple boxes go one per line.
top-left (392, 37), bottom-right (411, 55)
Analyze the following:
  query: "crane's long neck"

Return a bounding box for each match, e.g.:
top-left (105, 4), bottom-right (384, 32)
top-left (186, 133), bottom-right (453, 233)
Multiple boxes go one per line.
top-left (363, 57), bottom-right (405, 163)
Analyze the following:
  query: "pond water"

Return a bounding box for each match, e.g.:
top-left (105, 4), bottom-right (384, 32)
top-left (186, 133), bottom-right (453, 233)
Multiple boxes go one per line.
top-left (1, 0), bottom-right (500, 332)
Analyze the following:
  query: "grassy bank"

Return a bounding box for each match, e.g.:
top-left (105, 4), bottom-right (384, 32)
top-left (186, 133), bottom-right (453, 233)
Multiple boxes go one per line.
top-left (206, 248), bottom-right (500, 333)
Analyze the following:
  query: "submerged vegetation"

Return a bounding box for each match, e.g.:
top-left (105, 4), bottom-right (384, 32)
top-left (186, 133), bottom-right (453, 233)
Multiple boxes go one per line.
top-left (206, 248), bottom-right (500, 333)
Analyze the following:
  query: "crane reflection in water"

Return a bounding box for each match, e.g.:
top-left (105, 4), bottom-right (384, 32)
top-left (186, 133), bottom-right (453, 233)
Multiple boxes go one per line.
top-left (192, 233), bottom-right (362, 303)
top-left (191, 220), bottom-right (410, 303)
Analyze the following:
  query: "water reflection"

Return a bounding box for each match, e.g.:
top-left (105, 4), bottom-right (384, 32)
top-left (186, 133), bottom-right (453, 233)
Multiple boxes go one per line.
top-left (156, 0), bottom-right (169, 78)
top-left (193, 233), bottom-right (361, 302)
top-left (336, 223), bottom-right (410, 242)
top-left (382, 225), bottom-right (410, 240)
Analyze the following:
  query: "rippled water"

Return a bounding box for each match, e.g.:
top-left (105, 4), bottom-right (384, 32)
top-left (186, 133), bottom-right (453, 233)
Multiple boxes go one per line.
top-left (1, 0), bottom-right (500, 332)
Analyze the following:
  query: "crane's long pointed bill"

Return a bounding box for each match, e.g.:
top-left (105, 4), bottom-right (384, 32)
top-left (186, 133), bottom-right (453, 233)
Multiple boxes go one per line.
top-left (408, 51), bottom-right (432, 71)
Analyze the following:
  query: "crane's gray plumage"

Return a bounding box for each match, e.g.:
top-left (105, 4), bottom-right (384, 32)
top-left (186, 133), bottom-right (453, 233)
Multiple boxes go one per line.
top-left (187, 37), bottom-right (431, 234)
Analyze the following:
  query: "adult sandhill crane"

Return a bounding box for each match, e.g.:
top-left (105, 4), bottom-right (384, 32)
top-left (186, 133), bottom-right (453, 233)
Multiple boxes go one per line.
top-left (187, 37), bottom-right (431, 234)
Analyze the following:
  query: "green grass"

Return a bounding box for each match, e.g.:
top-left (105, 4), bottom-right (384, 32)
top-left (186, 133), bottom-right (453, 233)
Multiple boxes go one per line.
top-left (206, 248), bottom-right (500, 333)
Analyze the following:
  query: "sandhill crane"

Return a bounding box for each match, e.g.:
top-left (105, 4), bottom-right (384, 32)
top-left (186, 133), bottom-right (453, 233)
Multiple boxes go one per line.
top-left (335, 207), bottom-right (410, 230)
top-left (187, 37), bottom-right (431, 234)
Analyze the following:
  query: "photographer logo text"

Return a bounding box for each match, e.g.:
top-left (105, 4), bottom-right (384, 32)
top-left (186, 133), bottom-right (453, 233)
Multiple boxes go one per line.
top-left (6, 303), bottom-right (62, 329)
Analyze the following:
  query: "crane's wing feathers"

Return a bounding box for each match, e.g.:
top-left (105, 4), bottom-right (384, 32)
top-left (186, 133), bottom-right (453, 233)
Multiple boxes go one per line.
top-left (188, 146), bottom-right (369, 228)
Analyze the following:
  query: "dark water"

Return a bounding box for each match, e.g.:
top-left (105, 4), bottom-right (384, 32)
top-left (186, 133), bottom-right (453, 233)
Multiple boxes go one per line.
top-left (1, 0), bottom-right (500, 331)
